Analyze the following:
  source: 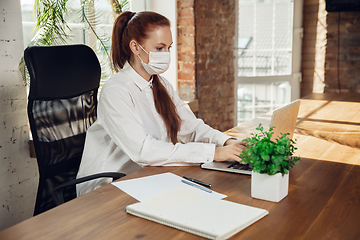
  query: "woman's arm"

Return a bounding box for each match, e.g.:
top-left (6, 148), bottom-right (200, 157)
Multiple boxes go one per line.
top-left (161, 77), bottom-right (232, 146)
top-left (98, 84), bottom-right (216, 167)
top-left (161, 79), bottom-right (247, 162)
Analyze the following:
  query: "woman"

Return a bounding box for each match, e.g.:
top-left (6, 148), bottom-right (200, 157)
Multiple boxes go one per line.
top-left (77, 11), bottom-right (246, 196)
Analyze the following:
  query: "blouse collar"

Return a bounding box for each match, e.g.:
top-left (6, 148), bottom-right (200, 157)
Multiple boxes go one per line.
top-left (123, 62), bottom-right (154, 91)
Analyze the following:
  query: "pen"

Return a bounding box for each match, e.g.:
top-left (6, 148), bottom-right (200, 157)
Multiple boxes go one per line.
top-left (181, 179), bottom-right (212, 193)
top-left (183, 176), bottom-right (211, 188)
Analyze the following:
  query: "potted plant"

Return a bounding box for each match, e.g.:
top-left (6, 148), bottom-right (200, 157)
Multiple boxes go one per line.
top-left (240, 123), bottom-right (300, 202)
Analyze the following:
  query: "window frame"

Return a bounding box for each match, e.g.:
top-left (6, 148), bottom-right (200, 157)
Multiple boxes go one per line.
top-left (234, 0), bottom-right (303, 125)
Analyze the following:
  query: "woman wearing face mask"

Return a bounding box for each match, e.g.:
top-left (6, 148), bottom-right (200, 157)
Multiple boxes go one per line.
top-left (76, 11), bottom-right (246, 196)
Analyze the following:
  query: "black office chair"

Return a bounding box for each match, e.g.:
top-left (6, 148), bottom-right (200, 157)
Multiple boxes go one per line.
top-left (24, 44), bottom-right (125, 216)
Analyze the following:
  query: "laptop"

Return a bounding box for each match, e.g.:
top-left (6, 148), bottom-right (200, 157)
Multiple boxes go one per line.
top-left (201, 100), bottom-right (301, 175)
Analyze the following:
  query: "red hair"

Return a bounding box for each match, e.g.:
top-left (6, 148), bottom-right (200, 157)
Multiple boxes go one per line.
top-left (111, 11), bottom-right (181, 144)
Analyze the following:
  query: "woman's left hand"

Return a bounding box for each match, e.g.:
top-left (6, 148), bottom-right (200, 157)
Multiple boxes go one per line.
top-left (213, 138), bottom-right (247, 162)
top-left (224, 138), bottom-right (247, 163)
top-left (224, 138), bottom-right (247, 148)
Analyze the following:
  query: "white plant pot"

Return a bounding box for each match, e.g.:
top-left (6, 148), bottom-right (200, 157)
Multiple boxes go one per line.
top-left (251, 171), bottom-right (289, 202)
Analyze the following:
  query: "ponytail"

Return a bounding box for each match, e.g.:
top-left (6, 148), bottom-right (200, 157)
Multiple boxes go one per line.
top-left (111, 11), bottom-right (136, 71)
top-left (152, 75), bottom-right (181, 144)
top-left (111, 11), bottom-right (181, 144)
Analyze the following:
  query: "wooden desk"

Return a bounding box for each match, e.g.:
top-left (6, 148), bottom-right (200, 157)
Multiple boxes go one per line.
top-left (1, 93), bottom-right (360, 240)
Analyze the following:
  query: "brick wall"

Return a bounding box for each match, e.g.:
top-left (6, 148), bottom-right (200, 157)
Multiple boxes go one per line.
top-left (177, 0), bottom-right (196, 101)
top-left (326, 12), bottom-right (360, 93)
top-left (301, 0), bottom-right (327, 97)
top-left (195, 0), bottom-right (236, 131)
top-left (0, 0), bottom-right (38, 231)
top-left (301, 0), bottom-right (360, 96)
top-left (177, 0), bottom-right (236, 131)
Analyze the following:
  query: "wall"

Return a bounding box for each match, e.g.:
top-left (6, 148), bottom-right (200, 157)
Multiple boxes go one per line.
top-left (0, 0), bottom-right (38, 231)
top-left (194, 0), bottom-right (236, 131)
top-left (177, 0), bottom-right (196, 100)
top-left (301, 0), bottom-right (360, 96)
top-left (177, 0), bottom-right (236, 131)
top-left (325, 11), bottom-right (360, 93)
top-left (301, 0), bottom-right (327, 97)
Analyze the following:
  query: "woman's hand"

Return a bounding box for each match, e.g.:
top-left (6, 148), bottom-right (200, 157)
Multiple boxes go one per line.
top-left (214, 138), bottom-right (247, 162)
top-left (223, 138), bottom-right (247, 147)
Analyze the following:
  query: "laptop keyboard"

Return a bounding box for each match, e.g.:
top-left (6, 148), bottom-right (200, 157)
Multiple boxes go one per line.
top-left (227, 162), bottom-right (252, 171)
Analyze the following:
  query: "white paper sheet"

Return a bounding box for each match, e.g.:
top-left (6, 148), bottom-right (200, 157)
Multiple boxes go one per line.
top-left (112, 172), bottom-right (227, 201)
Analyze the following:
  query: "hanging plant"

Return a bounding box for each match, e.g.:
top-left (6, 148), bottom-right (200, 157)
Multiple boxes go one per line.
top-left (19, 0), bottom-right (129, 85)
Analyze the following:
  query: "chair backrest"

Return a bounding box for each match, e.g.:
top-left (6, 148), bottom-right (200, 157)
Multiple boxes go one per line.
top-left (24, 45), bottom-right (101, 215)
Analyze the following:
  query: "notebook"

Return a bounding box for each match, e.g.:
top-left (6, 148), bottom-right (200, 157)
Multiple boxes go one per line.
top-left (201, 100), bottom-right (301, 175)
top-left (126, 188), bottom-right (268, 240)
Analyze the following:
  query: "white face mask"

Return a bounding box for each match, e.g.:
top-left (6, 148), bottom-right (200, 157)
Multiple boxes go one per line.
top-left (137, 44), bottom-right (171, 75)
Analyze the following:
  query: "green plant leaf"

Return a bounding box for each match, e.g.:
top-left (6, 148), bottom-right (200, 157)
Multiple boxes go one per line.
top-left (261, 153), bottom-right (270, 161)
top-left (21, 0), bottom-right (130, 86)
top-left (239, 123), bottom-right (300, 175)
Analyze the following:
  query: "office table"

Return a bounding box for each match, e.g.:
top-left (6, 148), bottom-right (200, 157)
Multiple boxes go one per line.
top-left (1, 93), bottom-right (360, 240)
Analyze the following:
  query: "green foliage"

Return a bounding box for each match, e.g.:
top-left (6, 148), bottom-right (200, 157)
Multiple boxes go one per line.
top-left (19, 0), bottom-right (130, 85)
top-left (240, 123), bottom-right (300, 175)
top-left (79, 0), bottom-right (112, 80)
top-left (20, 0), bottom-right (72, 85)
top-left (111, 0), bottom-right (130, 16)
top-left (32, 0), bottom-right (71, 46)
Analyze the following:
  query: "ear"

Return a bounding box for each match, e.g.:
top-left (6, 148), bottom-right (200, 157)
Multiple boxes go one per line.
top-left (129, 40), bottom-right (140, 55)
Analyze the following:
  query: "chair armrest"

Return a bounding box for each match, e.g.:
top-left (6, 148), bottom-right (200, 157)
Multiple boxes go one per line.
top-left (52, 172), bottom-right (126, 206)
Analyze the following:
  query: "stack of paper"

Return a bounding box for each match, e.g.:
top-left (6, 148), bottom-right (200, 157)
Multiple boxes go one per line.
top-left (112, 172), bottom-right (226, 201)
top-left (113, 173), bottom-right (268, 240)
top-left (126, 188), bottom-right (268, 240)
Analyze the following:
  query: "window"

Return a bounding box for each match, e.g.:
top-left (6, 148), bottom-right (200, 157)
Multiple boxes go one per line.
top-left (238, 82), bottom-right (291, 122)
top-left (235, 0), bottom-right (303, 125)
top-left (237, 0), bottom-right (293, 77)
top-left (21, 0), bottom-right (118, 83)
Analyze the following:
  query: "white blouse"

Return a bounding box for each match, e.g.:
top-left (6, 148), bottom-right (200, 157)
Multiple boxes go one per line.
top-left (76, 62), bottom-right (232, 196)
